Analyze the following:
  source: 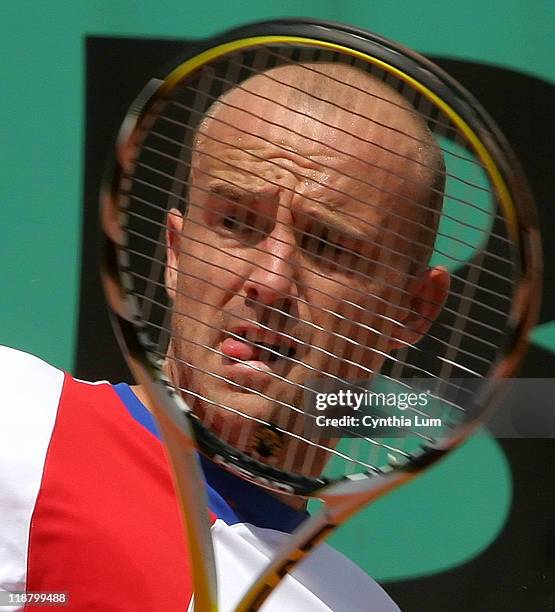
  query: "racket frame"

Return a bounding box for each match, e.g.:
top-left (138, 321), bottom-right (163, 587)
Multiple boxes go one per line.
top-left (100, 20), bottom-right (542, 611)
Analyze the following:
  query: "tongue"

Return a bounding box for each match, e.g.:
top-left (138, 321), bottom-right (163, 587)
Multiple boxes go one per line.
top-left (221, 338), bottom-right (259, 360)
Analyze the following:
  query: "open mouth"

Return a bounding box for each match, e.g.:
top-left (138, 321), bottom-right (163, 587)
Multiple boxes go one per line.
top-left (235, 331), bottom-right (296, 362)
top-left (221, 328), bottom-right (297, 364)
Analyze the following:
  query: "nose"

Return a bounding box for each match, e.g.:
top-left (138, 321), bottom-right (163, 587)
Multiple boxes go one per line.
top-left (244, 232), bottom-right (296, 308)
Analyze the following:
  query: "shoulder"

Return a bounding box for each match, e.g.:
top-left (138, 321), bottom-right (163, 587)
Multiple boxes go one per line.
top-left (0, 344), bottom-right (68, 491)
top-left (0, 345), bottom-right (117, 419)
top-left (0, 344), bottom-right (64, 386)
top-left (0, 346), bottom-right (133, 473)
top-left (0, 345), bottom-right (66, 435)
top-left (0, 345), bottom-right (68, 454)
top-left (299, 539), bottom-right (400, 611)
top-left (0, 347), bottom-right (130, 596)
top-left (212, 521), bottom-right (400, 611)
top-left (0, 347), bottom-right (67, 592)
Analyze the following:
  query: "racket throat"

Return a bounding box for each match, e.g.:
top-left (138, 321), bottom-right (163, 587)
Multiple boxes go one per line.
top-left (234, 511), bottom-right (338, 611)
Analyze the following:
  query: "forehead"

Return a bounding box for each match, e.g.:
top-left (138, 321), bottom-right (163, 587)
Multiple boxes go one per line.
top-left (192, 67), bottom-right (432, 219)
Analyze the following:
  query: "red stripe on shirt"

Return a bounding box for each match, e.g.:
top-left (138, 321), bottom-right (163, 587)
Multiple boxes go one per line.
top-left (25, 374), bottom-right (197, 611)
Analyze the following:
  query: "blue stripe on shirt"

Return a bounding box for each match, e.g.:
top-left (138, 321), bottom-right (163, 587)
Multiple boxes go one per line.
top-left (113, 383), bottom-right (306, 533)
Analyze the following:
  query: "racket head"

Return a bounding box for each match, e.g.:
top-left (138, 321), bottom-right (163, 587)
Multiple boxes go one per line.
top-left (100, 19), bottom-right (541, 502)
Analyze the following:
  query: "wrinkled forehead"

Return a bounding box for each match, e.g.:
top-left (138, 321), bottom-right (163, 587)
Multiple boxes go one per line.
top-left (192, 64), bottom-right (435, 217)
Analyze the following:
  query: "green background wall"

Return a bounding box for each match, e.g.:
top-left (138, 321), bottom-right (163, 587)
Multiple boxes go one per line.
top-left (2, 1), bottom-right (554, 607)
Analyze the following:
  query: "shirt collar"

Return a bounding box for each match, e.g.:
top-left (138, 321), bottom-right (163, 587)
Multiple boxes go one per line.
top-left (114, 383), bottom-right (307, 533)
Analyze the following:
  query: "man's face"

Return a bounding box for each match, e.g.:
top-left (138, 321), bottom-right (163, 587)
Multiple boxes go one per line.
top-left (165, 70), bottom-right (446, 457)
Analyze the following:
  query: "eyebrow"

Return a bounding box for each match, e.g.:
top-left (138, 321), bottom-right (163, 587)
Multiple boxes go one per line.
top-left (301, 203), bottom-right (369, 241)
top-left (207, 181), bottom-right (267, 203)
top-left (207, 180), bottom-right (369, 242)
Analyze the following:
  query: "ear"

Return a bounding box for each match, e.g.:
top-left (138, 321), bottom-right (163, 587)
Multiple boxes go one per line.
top-left (390, 266), bottom-right (450, 349)
top-left (165, 207), bottom-right (184, 300)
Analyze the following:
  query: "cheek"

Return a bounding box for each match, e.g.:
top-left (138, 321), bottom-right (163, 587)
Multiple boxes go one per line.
top-left (308, 274), bottom-right (383, 325)
top-left (305, 275), bottom-right (394, 372)
top-left (305, 277), bottom-right (377, 346)
top-left (175, 233), bottom-right (244, 306)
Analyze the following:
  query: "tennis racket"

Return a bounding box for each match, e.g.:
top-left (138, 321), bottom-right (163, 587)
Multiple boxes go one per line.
top-left (100, 18), bottom-right (541, 611)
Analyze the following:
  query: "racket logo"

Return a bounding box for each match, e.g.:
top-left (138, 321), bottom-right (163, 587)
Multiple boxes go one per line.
top-left (252, 426), bottom-right (284, 458)
top-left (213, 454), bottom-right (295, 494)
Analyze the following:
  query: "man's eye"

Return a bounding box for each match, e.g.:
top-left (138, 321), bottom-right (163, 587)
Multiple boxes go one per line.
top-left (321, 239), bottom-right (344, 257)
top-left (220, 213), bottom-right (263, 239)
top-left (300, 233), bottom-right (345, 266)
top-left (222, 215), bottom-right (239, 230)
top-left (221, 214), bottom-right (252, 233)
top-left (311, 239), bottom-right (339, 258)
top-left (304, 234), bottom-right (343, 256)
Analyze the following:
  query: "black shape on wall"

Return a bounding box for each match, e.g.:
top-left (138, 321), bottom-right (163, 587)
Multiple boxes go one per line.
top-left (79, 37), bottom-right (199, 383)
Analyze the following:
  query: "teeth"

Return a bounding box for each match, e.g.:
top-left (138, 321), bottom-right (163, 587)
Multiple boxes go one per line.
top-left (259, 343), bottom-right (296, 361)
top-left (232, 331), bottom-right (295, 361)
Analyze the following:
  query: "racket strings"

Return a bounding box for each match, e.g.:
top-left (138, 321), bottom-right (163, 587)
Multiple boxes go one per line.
top-left (161, 99), bottom-right (505, 236)
top-left (160, 324), bottom-right (448, 440)
top-left (131, 272), bottom-right (482, 404)
top-left (129, 249), bottom-right (491, 478)
top-left (130, 164), bottom-right (507, 297)
top-left (126, 245), bottom-right (505, 415)
top-left (137, 308), bottom-right (494, 456)
top-left (125, 210), bottom-right (514, 376)
top-left (158, 346), bottom-right (440, 468)
top-left (250, 46), bottom-right (475, 154)
top-left (131, 143), bottom-right (515, 293)
top-left (123, 212), bottom-right (511, 361)
top-left (123, 192), bottom-right (514, 329)
top-left (166, 360), bottom-right (395, 471)
top-left (152, 323), bottom-right (470, 445)
top-left (169, 90), bottom-right (481, 205)
top-left (116, 50), bottom-right (520, 481)
top-left (124, 229), bottom-right (489, 410)
top-left (141, 124), bottom-right (513, 264)
top-left (161, 337), bottom-right (428, 456)
top-left (126, 216), bottom-right (512, 444)
top-left (439, 251), bottom-right (489, 382)
top-left (125, 216), bottom-right (512, 382)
